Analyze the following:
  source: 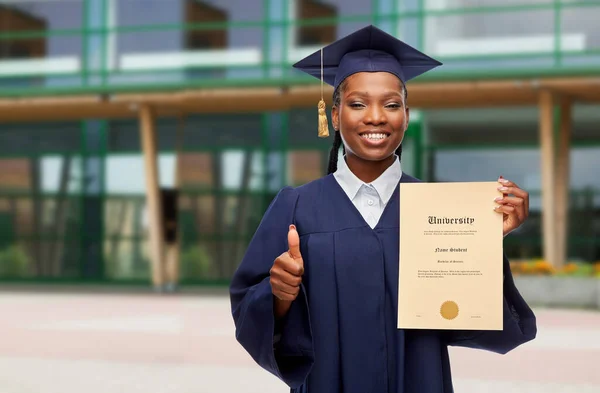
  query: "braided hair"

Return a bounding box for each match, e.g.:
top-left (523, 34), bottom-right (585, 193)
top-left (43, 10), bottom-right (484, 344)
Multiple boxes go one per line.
top-left (327, 80), bottom-right (407, 174)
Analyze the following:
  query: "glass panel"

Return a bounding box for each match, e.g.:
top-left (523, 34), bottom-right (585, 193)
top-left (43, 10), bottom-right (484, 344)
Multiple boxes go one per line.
top-left (104, 197), bottom-right (146, 238)
top-left (40, 196), bottom-right (80, 236)
top-left (179, 153), bottom-right (213, 189)
top-left (0, 1), bottom-right (84, 87)
top-left (116, 0), bottom-right (263, 26)
top-left (288, 108), bottom-right (334, 149)
top-left (107, 114), bottom-right (263, 152)
top-left (40, 155), bottom-right (83, 194)
top-left (180, 195), bottom-right (216, 235)
top-left (571, 148), bottom-right (600, 191)
top-left (424, 0), bottom-right (552, 10)
top-left (104, 239), bottom-right (150, 280)
top-left (562, 5), bottom-right (600, 51)
top-left (0, 122), bottom-right (81, 155)
top-left (221, 150), bottom-right (264, 192)
top-left (110, 0), bottom-right (265, 85)
top-left (0, 159), bottom-right (32, 191)
top-left (288, 150), bottom-right (326, 186)
top-left (433, 148), bottom-right (541, 205)
top-left (105, 153), bottom-right (175, 194)
top-left (288, 1), bottom-right (372, 63)
top-left (425, 10), bottom-right (555, 59)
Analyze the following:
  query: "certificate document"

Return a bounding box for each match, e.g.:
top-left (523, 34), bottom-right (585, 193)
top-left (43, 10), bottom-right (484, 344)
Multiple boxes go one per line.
top-left (397, 182), bottom-right (504, 330)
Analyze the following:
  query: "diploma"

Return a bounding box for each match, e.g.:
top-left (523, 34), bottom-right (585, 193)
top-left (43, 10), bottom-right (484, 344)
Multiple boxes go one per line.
top-left (397, 182), bottom-right (504, 330)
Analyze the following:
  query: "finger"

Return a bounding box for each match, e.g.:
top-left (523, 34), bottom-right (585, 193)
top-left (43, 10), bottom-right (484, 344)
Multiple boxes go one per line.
top-left (274, 291), bottom-right (297, 302)
top-left (494, 205), bottom-right (515, 215)
top-left (278, 254), bottom-right (304, 277)
top-left (498, 176), bottom-right (519, 189)
top-left (271, 278), bottom-right (300, 295)
top-left (499, 177), bottom-right (530, 218)
top-left (497, 185), bottom-right (528, 200)
top-left (288, 224), bottom-right (302, 260)
top-left (498, 176), bottom-right (509, 198)
top-left (495, 196), bottom-right (524, 206)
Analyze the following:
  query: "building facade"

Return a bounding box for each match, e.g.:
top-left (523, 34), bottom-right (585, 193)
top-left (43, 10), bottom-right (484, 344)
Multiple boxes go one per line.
top-left (0, 0), bottom-right (598, 284)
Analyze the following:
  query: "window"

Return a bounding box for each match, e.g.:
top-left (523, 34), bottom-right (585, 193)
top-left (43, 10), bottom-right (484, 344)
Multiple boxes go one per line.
top-left (185, 0), bottom-right (228, 50)
top-left (296, 0), bottom-right (336, 46)
top-left (0, 5), bottom-right (47, 60)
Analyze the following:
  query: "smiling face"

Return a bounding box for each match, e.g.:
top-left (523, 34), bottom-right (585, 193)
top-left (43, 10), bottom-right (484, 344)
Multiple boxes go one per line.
top-left (331, 72), bottom-right (409, 170)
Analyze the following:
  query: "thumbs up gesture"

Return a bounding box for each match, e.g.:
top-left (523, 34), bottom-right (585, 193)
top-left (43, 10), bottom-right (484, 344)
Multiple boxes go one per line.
top-left (270, 225), bottom-right (304, 317)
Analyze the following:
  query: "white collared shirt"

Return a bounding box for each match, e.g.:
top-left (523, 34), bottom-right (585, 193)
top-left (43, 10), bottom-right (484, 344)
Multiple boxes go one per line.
top-left (333, 155), bottom-right (403, 228)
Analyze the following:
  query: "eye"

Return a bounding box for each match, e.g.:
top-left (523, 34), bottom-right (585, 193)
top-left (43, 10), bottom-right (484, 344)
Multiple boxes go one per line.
top-left (385, 102), bottom-right (402, 109)
top-left (349, 102), bottom-right (365, 108)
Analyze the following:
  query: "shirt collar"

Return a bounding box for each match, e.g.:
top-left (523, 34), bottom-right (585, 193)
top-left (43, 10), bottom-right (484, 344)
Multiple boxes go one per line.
top-left (333, 154), bottom-right (403, 204)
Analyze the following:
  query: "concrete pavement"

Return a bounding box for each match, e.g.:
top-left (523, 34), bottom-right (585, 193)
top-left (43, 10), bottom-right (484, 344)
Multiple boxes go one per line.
top-left (0, 290), bottom-right (598, 392)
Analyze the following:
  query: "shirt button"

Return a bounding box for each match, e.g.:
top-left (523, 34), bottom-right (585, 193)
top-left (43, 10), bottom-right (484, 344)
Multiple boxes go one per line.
top-left (368, 200), bottom-right (374, 206)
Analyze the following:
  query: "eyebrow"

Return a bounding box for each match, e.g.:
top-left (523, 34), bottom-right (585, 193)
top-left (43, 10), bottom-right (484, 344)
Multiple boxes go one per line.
top-left (346, 91), bottom-right (403, 98)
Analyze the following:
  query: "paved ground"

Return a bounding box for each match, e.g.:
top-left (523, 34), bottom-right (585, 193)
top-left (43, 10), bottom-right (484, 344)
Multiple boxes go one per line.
top-left (0, 288), bottom-right (598, 393)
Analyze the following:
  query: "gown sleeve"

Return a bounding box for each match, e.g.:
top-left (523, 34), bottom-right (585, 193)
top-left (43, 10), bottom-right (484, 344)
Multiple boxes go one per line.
top-left (229, 186), bottom-right (314, 388)
top-left (445, 254), bottom-right (537, 354)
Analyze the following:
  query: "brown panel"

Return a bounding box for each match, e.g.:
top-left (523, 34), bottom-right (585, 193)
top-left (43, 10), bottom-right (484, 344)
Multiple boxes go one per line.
top-left (0, 5), bottom-right (47, 58)
top-left (297, 0), bottom-right (336, 45)
top-left (185, 0), bottom-right (227, 49)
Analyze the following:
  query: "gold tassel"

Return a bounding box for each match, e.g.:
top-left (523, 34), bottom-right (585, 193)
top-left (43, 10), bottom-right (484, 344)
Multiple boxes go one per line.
top-left (318, 99), bottom-right (329, 138)
top-left (317, 47), bottom-right (329, 138)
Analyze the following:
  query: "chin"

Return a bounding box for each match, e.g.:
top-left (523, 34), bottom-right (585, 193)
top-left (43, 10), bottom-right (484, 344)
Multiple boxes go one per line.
top-left (355, 150), bottom-right (397, 162)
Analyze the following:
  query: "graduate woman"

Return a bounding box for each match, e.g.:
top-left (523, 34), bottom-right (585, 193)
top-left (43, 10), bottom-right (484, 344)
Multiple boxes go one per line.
top-left (229, 25), bottom-right (536, 393)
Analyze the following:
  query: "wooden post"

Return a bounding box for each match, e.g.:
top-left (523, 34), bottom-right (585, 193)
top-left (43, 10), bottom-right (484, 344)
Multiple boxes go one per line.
top-left (555, 98), bottom-right (572, 268)
top-left (139, 104), bottom-right (165, 290)
top-left (539, 90), bottom-right (558, 267)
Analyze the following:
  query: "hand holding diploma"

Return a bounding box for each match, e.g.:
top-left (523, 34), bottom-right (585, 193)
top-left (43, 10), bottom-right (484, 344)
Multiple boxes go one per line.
top-left (270, 225), bottom-right (304, 318)
top-left (494, 177), bottom-right (530, 237)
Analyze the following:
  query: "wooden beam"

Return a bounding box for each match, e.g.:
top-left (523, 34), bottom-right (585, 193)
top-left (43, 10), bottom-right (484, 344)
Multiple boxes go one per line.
top-left (1, 76), bottom-right (600, 123)
top-left (139, 104), bottom-right (166, 289)
top-left (539, 90), bottom-right (558, 268)
top-left (555, 98), bottom-right (572, 268)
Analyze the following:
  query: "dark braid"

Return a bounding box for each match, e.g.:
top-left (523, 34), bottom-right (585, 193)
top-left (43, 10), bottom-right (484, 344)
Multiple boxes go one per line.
top-left (327, 130), bottom-right (344, 174)
top-left (327, 79), bottom-right (407, 175)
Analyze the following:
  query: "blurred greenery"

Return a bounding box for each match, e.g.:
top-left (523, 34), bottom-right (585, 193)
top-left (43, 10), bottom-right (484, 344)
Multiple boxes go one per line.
top-left (0, 245), bottom-right (31, 278)
top-left (180, 245), bottom-right (212, 279)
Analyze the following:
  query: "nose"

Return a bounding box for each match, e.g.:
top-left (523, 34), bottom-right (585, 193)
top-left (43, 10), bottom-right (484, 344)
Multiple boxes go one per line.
top-left (364, 105), bottom-right (387, 126)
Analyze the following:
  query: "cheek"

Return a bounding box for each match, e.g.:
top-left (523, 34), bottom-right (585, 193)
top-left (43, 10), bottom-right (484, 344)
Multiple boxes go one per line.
top-left (340, 110), bottom-right (362, 128)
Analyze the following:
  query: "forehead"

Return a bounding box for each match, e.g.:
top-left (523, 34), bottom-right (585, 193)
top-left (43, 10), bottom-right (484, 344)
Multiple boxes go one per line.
top-left (343, 72), bottom-right (403, 92)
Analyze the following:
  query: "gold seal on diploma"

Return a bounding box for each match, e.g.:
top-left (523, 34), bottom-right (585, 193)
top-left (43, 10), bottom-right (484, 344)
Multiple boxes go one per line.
top-left (440, 301), bottom-right (459, 320)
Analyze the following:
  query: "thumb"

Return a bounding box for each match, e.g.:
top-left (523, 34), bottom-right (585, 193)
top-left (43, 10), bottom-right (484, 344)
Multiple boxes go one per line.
top-left (287, 225), bottom-right (302, 260)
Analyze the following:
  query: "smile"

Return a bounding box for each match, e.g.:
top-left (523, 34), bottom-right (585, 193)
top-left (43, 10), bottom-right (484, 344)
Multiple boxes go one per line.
top-left (360, 132), bottom-right (390, 140)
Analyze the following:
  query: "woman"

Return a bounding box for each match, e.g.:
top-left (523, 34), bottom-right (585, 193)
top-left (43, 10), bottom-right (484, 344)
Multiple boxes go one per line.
top-left (229, 25), bottom-right (536, 393)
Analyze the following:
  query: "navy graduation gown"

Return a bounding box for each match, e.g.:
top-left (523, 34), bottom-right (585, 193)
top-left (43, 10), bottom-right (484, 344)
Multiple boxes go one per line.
top-left (230, 173), bottom-right (537, 393)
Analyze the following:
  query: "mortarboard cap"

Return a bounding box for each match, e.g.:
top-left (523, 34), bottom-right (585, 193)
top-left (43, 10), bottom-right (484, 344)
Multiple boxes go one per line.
top-left (292, 25), bottom-right (442, 138)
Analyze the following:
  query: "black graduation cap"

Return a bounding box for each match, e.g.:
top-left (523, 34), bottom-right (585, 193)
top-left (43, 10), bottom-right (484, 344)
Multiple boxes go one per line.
top-left (292, 25), bottom-right (442, 138)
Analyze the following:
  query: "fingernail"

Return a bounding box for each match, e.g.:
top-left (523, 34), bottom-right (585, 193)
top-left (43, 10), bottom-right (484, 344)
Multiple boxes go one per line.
top-left (498, 186), bottom-right (508, 191)
top-left (289, 224), bottom-right (296, 231)
top-left (494, 197), bottom-right (503, 202)
top-left (498, 178), bottom-right (509, 184)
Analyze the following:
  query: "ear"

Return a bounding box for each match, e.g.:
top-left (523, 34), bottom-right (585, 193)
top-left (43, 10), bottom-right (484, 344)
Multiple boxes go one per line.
top-left (404, 106), bottom-right (410, 132)
top-left (331, 104), bottom-right (340, 131)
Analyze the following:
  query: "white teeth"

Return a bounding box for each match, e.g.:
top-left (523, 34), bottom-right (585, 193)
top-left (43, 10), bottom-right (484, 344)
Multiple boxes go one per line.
top-left (361, 133), bottom-right (387, 140)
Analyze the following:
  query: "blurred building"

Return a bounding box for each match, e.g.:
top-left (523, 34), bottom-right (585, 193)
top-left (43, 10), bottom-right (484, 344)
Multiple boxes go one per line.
top-left (0, 0), bottom-right (598, 287)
